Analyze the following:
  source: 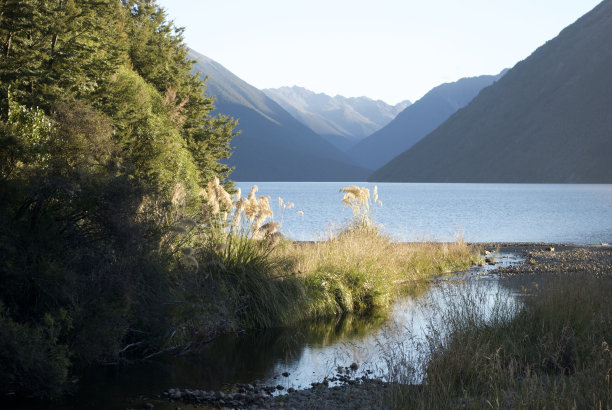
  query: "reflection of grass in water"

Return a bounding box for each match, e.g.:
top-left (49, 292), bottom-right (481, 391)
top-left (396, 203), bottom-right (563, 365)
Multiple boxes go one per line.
top-left (298, 310), bottom-right (389, 348)
top-left (383, 274), bottom-right (612, 409)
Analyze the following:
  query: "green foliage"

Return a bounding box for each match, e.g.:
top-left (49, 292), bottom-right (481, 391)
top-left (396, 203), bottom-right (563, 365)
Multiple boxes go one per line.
top-left (0, 303), bottom-right (71, 398)
top-left (0, 0), bottom-right (238, 398)
top-left (0, 0), bottom-right (126, 109)
top-left (100, 66), bottom-right (202, 197)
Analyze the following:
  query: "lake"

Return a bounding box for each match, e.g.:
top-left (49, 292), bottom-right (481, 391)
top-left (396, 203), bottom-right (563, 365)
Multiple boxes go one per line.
top-left (236, 182), bottom-right (612, 244)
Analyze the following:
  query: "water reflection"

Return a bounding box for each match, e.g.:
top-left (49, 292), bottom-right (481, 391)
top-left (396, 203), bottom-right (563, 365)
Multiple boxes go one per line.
top-left (25, 253), bottom-right (522, 409)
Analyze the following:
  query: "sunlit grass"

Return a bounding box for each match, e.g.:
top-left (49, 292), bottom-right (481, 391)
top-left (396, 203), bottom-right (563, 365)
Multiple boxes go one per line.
top-left (275, 230), bottom-right (478, 319)
top-left (171, 183), bottom-right (480, 331)
top-left (383, 274), bottom-right (612, 409)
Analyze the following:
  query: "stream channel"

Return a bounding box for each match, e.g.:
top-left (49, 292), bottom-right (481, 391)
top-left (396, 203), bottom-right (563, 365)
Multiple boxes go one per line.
top-left (31, 253), bottom-right (524, 409)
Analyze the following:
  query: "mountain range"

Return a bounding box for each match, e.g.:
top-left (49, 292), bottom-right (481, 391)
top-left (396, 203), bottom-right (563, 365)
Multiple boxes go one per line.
top-left (188, 49), bottom-right (371, 181)
top-left (263, 86), bottom-right (410, 151)
top-left (347, 72), bottom-right (506, 170)
top-left (370, 0), bottom-right (612, 183)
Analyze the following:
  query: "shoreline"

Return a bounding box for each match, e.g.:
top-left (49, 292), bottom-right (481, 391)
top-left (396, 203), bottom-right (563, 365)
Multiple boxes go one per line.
top-left (158, 243), bottom-right (611, 409)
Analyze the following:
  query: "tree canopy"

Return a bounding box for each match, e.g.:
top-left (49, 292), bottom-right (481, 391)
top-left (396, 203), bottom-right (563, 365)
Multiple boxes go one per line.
top-left (0, 0), bottom-right (237, 397)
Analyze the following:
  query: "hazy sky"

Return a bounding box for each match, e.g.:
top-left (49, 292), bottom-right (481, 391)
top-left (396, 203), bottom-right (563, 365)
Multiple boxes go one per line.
top-left (156, 0), bottom-right (601, 104)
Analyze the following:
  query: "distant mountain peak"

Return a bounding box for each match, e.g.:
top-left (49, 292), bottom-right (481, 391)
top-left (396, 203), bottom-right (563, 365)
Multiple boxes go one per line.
top-left (187, 49), bottom-right (371, 181)
top-left (263, 86), bottom-right (411, 151)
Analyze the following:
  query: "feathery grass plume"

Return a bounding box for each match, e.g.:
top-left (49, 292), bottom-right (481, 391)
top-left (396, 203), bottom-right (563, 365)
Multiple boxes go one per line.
top-left (209, 197), bottom-right (220, 215)
top-left (258, 221), bottom-right (281, 237)
top-left (198, 187), bottom-right (208, 200)
top-left (214, 181), bottom-right (233, 211)
top-left (183, 254), bottom-right (199, 272)
top-left (231, 197), bottom-right (248, 230)
top-left (278, 197), bottom-right (283, 208)
top-left (245, 195), bottom-right (259, 220)
top-left (339, 185), bottom-right (382, 230)
top-left (206, 179), bottom-right (219, 214)
top-left (248, 185), bottom-right (258, 200)
top-left (171, 183), bottom-right (186, 208)
top-left (253, 196), bottom-right (274, 232)
top-left (297, 210), bottom-right (304, 216)
top-left (267, 231), bottom-right (283, 246)
top-left (235, 187), bottom-right (242, 201)
top-left (285, 202), bottom-right (295, 209)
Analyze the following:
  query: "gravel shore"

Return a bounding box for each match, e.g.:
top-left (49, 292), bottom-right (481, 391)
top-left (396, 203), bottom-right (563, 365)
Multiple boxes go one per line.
top-left (492, 244), bottom-right (612, 277)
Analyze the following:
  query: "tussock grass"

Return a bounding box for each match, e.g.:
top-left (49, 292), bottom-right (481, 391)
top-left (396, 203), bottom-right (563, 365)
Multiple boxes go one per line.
top-left (171, 183), bottom-right (479, 332)
top-left (275, 228), bottom-right (478, 321)
top-left (385, 274), bottom-right (612, 409)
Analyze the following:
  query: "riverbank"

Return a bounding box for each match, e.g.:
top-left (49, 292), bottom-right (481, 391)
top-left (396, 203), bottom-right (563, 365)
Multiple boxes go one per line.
top-left (161, 243), bottom-right (611, 409)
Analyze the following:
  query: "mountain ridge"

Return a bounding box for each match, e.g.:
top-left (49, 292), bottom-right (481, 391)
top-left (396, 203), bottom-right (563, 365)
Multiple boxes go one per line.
top-left (187, 49), bottom-right (372, 181)
top-left (369, 0), bottom-right (612, 183)
top-left (348, 71), bottom-right (506, 170)
top-left (263, 85), bottom-right (410, 151)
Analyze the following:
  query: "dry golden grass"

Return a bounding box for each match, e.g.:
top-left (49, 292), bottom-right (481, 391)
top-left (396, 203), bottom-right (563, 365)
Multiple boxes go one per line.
top-left (273, 229), bottom-right (479, 319)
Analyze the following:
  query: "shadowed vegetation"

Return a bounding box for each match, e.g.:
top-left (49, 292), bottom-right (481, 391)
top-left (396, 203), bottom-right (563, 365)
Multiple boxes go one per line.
top-left (0, 0), bottom-right (479, 400)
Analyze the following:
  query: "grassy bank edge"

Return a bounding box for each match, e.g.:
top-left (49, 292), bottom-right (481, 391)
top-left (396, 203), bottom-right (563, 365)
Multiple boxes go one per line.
top-left (384, 257), bottom-right (612, 409)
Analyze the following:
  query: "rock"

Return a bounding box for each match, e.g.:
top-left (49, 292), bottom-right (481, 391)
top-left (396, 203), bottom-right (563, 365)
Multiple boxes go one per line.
top-left (349, 362), bottom-right (359, 371)
top-left (276, 384), bottom-right (284, 390)
top-left (143, 403), bottom-right (154, 409)
top-left (282, 371), bottom-right (290, 377)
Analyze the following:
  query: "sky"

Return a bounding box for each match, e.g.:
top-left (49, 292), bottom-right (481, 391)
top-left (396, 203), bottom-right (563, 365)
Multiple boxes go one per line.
top-left (156, 0), bottom-right (601, 105)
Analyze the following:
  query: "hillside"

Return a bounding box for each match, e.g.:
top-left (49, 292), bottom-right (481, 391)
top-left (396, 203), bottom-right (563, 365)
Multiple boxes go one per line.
top-left (263, 86), bottom-right (410, 151)
top-left (348, 72), bottom-right (505, 170)
top-left (188, 50), bottom-right (372, 181)
top-left (370, 1), bottom-right (612, 183)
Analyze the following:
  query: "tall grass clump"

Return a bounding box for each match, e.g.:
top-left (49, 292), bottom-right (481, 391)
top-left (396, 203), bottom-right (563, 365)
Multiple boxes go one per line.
top-left (339, 184), bottom-right (382, 232)
top-left (163, 180), bottom-right (303, 333)
top-left (273, 185), bottom-right (479, 320)
top-left (166, 183), bottom-right (479, 341)
top-left (385, 274), bottom-right (612, 409)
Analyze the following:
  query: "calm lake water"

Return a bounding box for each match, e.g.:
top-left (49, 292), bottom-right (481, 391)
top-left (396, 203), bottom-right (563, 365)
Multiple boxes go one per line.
top-left (236, 182), bottom-right (612, 244)
top-left (15, 183), bottom-right (612, 409)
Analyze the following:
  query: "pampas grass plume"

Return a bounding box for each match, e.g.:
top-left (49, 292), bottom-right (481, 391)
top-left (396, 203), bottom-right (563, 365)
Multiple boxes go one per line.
top-left (258, 221), bottom-right (281, 236)
top-left (171, 183), bottom-right (186, 207)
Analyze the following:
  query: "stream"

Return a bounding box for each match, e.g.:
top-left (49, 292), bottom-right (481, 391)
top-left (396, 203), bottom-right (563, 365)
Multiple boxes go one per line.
top-left (19, 253), bottom-right (523, 409)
